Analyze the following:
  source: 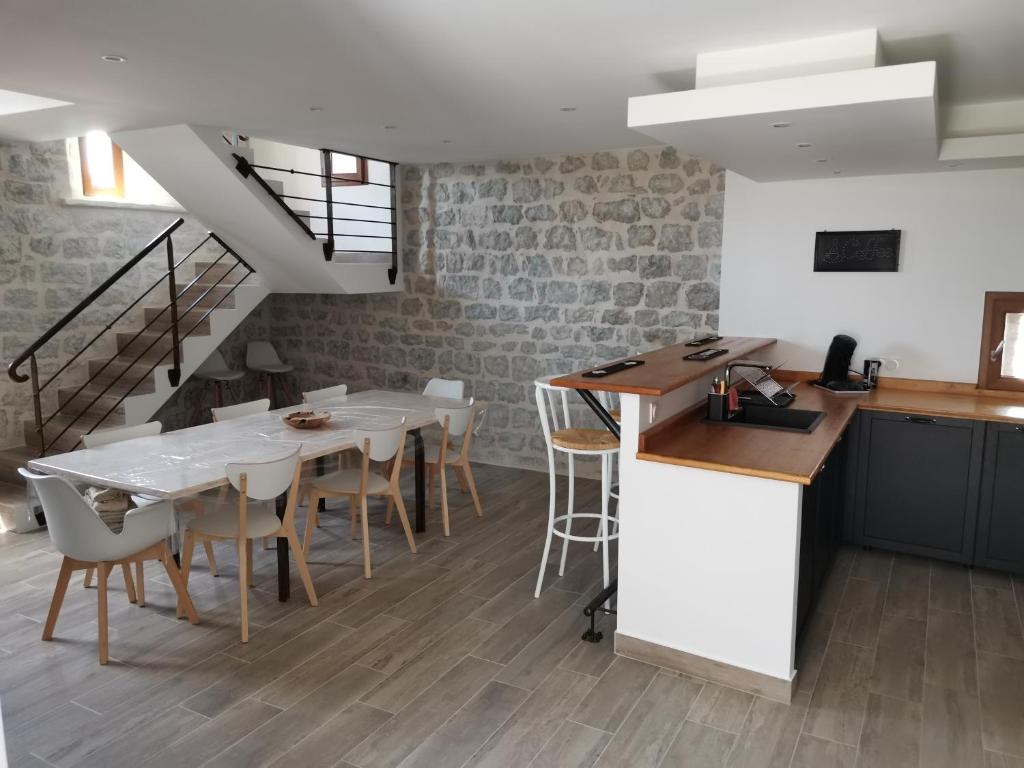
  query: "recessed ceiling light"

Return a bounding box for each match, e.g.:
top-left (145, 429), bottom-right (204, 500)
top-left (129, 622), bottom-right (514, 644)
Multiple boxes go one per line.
top-left (101, 54), bottom-right (126, 63)
top-left (308, 106), bottom-right (324, 112)
top-left (559, 106), bottom-right (577, 112)
top-left (815, 158), bottom-right (829, 163)
top-left (771, 121), bottom-right (791, 128)
top-left (383, 125), bottom-right (397, 130)
top-left (442, 139), bottom-right (453, 144)
top-left (832, 170), bottom-right (842, 175)
top-left (946, 162), bottom-right (960, 168)
top-left (796, 142), bottom-right (812, 149)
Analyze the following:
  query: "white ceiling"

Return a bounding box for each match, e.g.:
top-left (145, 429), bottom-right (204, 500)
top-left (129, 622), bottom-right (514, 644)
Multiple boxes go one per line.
top-left (0, 0), bottom-right (1022, 163)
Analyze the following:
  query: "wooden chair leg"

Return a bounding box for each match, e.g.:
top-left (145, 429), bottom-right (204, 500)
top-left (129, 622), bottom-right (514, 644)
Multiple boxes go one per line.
top-left (121, 563), bottom-right (137, 604)
top-left (350, 496), bottom-right (358, 540)
top-left (203, 541), bottom-right (219, 577)
top-left (439, 464), bottom-right (450, 537)
top-left (462, 462), bottom-right (484, 518)
top-left (384, 496), bottom-right (394, 526)
top-left (391, 492), bottom-right (417, 555)
top-left (238, 537), bottom-right (249, 642)
top-left (360, 495), bottom-right (372, 579)
top-left (246, 539), bottom-right (254, 587)
top-left (97, 562), bottom-right (110, 665)
top-left (302, 491), bottom-right (320, 555)
top-left (161, 545), bottom-right (199, 625)
top-left (427, 468), bottom-right (436, 510)
top-left (179, 530), bottom-right (195, 620)
top-left (135, 560), bottom-right (145, 607)
top-left (83, 567), bottom-right (94, 588)
top-left (286, 527), bottom-right (319, 607)
top-left (42, 557), bottom-right (74, 641)
top-left (454, 465), bottom-right (470, 493)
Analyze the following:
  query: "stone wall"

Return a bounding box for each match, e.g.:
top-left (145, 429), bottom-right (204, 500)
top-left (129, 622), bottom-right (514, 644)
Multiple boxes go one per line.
top-left (228, 145), bottom-right (725, 473)
top-left (0, 138), bottom-right (211, 449)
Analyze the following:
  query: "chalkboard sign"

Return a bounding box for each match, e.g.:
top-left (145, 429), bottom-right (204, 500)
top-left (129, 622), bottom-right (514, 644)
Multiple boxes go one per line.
top-left (814, 229), bottom-right (901, 272)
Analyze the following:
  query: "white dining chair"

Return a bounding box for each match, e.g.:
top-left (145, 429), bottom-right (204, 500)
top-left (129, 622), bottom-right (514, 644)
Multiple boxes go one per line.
top-left (19, 469), bottom-right (199, 664)
top-left (211, 398), bottom-right (271, 422)
top-left (302, 383), bottom-right (348, 404)
top-left (386, 400), bottom-right (482, 536)
top-left (533, 376), bottom-right (619, 598)
top-left (422, 378), bottom-right (464, 399)
top-left (304, 421), bottom-right (416, 579)
top-left (246, 341), bottom-right (295, 407)
top-left (181, 446), bottom-right (317, 642)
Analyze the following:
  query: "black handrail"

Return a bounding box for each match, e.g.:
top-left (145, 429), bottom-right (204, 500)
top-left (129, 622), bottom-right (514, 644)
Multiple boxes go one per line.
top-left (233, 154), bottom-right (317, 240)
top-left (7, 218), bottom-right (185, 383)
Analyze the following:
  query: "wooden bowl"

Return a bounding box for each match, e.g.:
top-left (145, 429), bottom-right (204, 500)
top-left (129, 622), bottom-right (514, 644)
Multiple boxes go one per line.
top-left (283, 410), bottom-right (331, 429)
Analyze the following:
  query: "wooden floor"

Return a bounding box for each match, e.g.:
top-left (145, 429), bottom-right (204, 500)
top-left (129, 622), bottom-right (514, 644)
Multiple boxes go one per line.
top-left (1, 463), bottom-right (1023, 767)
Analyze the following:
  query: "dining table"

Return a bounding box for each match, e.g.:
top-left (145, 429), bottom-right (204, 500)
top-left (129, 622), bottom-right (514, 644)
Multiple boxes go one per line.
top-left (28, 389), bottom-right (470, 601)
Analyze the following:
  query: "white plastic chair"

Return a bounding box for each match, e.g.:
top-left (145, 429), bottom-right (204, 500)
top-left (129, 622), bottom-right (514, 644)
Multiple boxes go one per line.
top-left (19, 469), bottom-right (199, 664)
top-left (304, 420), bottom-right (416, 579)
top-left (211, 398), bottom-right (271, 422)
top-left (181, 446), bottom-right (316, 642)
top-left (192, 349), bottom-right (246, 422)
top-left (422, 378), bottom-right (464, 399)
top-left (246, 341), bottom-right (296, 407)
top-left (387, 400), bottom-right (482, 536)
top-left (533, 376), bottom-right (619, 598)
top-left (302, 384), bottom-right (348, 404)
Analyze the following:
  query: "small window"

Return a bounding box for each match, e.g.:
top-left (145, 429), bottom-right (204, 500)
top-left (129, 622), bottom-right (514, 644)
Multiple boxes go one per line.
top-left (978, 292), bottom-right (1024, 391)
top-left (78, 131), bottom-right (125, 198)
top-left (322, 151), bottom-right (368, 187)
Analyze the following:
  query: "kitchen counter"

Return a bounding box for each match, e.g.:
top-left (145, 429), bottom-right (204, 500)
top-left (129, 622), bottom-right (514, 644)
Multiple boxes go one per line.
top-left (550, 336), bottom-right (776, 396)
top-left (637, 379), bottom-right (1024, 485)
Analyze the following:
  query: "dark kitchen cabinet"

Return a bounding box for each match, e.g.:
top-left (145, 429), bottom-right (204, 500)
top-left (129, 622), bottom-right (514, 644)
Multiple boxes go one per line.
top-left (974, 421), bottom-right (1024, 574)
top-left (797, 433), bottom-right (847, 638)
top-left (853, 410), bottom-right (985, 563)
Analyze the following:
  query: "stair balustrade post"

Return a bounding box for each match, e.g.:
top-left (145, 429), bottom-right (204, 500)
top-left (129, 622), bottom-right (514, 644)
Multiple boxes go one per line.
top-left (165, 237), bottom-right (182, 387)
top-left (29, 355), bottom-right (44, 457)
top-left (322, 149), bottom-right (334, 261)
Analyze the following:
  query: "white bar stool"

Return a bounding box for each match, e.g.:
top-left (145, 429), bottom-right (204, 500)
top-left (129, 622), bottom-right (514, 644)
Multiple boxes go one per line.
top-left (533, 376), bottom-right (620, 598)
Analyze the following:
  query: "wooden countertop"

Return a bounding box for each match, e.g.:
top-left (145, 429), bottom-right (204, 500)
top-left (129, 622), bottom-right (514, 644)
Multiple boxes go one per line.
top-left (638, 381), bottom-right (1024, 485)
top-left (550, 337), bottom-right (777, 396)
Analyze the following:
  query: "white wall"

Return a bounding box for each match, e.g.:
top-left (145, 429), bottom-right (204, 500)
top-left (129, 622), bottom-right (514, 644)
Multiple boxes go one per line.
top-left (719, 167), bottom-right (1024, 382)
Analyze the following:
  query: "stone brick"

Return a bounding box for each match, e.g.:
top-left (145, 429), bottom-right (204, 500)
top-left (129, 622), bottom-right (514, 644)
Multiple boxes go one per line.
top-left (523, 204), bottom-right (556, 222)
top-left (465, 302), bottom-right (497, 320)
top-left (658, 224), bottom-right (693, 252)
top-left (534, 156), bottom-right (555, 174)
top-left (644, 281), bottom-right (681, 308)
top-left (640, 197), bottom-right (672, 219)
top-left (559, 200), bottom-right (587, 223)
top-left (605, 255), bottom-right (637, 273)
top-left (477, 178), bottom-right (507, 200)
top-left (4, 180), bottom-right (46, 204)
top-left (684, 158), bottom-right (703, 176)
top-left (559, 155), bottom-right (585, 173)
top-left (542, 281), bottom-right (579, 304)
top-left (673, 253), bottom-right (708, 280)
top-left (508, 277), bottom-right (535, 301)
top-left (512, 178), bottom-right (542, 203)
top-left (525, 254), bottom-right (552, 277)
top-left (613, 282), bottom-right (644, 307)
top-left (61, 235), bottom-right (100, 260)
top-left (698, 221), bottom-right (722, 248)
top-left (489, 204), bottom-right (522, 225)
top-left (628, 225), bottom-right (656, 248)
top-left (514, 227), bottom-right (538, 250)
top-left (628, 149), bottom-right (650, 171)
top-left (439, 274), bottom-right (480, 298)
top-left (649, 173), bottom-right (684, 195)
top-left (634, 309), bottom-right (660, 327)
top-left (544, 225), bottom-right (576, 251)
top-left (496, 160), bottom-right (521, 174)
top-left (591, 152), bottom-right (620, 171)
top-left (686, 281), bottom-right (719, 311)
top-left (659, 147), bottom-right (681, 169)
top-left (579, 226), bottom-right (615, 251)
top-left (638, 254), bottom-right (671, 279)
top-left (574, 175), bottom-right (599, 195)
top-left (593, 199), bottom-right (640, 224)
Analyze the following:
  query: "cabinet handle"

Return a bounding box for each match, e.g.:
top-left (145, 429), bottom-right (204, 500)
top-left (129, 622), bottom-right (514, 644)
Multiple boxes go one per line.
top-left (905, 416), bottom-right (937, 425)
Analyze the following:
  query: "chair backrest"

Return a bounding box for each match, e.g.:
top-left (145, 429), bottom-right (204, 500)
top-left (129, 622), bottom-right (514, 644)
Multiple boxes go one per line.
top-left (82, 421), bottom-right (162, 449)
top-left (196, 349), bottom-right (230, 375)
top-left (302, 384), bottom-right (348, 404)
top-left (534, 376), bottom-right (573, 448)
top-left (436, 399), bottom-right (475, 438)
top-left (353, 420), bottom-right (407, 462)
top-left (423, 378), bottom-right (464, 399)
top-left (18, 469), bottom-right (117, 561)
top-left (225, 446), bottom-right (302, 500)
top-left (247, 340), bottom-right (283, 369)
top-left (211, 398), bottom-right (271, 422)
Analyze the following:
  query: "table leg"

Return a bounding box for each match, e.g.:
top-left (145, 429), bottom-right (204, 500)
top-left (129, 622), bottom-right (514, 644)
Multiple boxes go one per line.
top-left (413, 428), bottom-right (426, 533)
top-left (276, 493), bottom-right (290, 601)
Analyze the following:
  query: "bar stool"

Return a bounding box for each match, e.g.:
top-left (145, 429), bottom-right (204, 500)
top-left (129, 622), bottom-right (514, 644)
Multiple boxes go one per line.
top-left (246, 341), bottom-right (295, 408)
top-left (191, 349), bottom-right (245, 424)
top-left (533, 376), bottom-right (619, 597)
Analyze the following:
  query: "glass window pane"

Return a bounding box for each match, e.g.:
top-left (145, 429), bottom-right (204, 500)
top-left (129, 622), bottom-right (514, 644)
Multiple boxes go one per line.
top-left (84, 131), bottom-right (116, 189)
top-left (1001, 312), bottom-right (1024, 378)
top-left (330, 152), bottom-right (357, 175)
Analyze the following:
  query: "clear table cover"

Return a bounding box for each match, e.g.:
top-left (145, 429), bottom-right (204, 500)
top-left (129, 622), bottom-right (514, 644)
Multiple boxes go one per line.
top-left (28, 390), bottom-right (469, 499)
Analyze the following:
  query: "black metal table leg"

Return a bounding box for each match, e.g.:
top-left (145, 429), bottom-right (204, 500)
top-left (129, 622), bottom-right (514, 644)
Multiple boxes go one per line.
top-left (575, 388), bottom-right (620, 642)
top-left (413, 428), bottom-right (426, 532)
top-left (276, 492), bottom-right (290, 601)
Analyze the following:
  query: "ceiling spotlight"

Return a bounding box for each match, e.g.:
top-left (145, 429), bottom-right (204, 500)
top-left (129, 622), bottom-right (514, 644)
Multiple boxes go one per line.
top-left (383, 125), bottom-right (397, 130)
top-left (796, 142), bottom-right (812, 149)
top-left (308, 106), bottom-right (324, 112)
top-left (815, 158), bottom-right (829, 163)
top-left (771, 121), bottom-right (791, 128)
top-left (832, 170), bottom-right (842, 175)
top-left (559, 106), bottom-right (577, 112)
top-left (101, 54), bottom-right (127, 63)
top-left (442, 139), bottom-right (453, 144)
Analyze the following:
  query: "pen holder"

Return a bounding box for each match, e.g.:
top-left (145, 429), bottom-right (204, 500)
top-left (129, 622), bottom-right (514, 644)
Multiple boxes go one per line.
top-left (707, 393), bottom-right (728, 422)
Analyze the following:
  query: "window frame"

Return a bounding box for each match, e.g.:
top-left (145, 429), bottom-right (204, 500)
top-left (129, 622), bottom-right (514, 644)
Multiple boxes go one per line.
top-left (322, 154), bottom-right (369, 187)
top-left (78, 135), bottom-right (126, 198)
top-left (977, 291), bottom-right (1024, 392)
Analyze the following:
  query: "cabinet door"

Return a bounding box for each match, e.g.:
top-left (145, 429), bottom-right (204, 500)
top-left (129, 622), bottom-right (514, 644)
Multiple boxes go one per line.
top-left (975, 422), bottom-right (1024, 574)
top-left (855, 411), bottom-right (984, 562)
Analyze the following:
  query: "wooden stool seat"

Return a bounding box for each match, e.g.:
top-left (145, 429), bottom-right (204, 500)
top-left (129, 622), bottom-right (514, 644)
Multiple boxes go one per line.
top-left (551, 427), bottom-right (619, 451)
